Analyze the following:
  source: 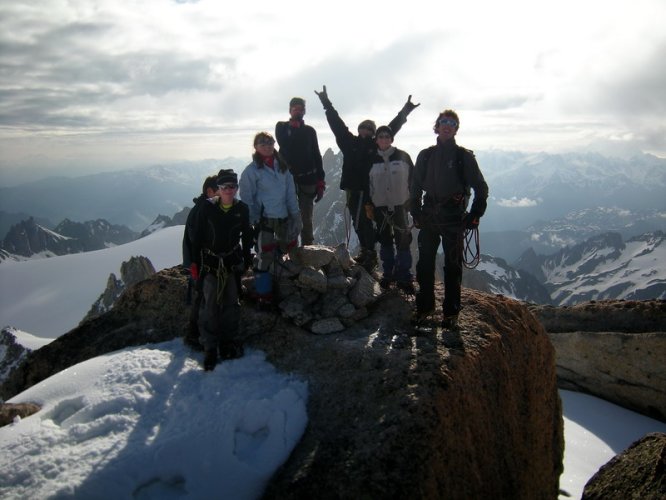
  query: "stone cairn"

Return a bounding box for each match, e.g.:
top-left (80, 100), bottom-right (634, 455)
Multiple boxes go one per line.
top-left (247, 244), bottom-right (382, 335)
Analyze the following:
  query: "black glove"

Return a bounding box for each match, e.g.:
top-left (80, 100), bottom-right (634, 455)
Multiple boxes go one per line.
top-left (315, 180), bottom-right (325, 203)
top-left (315, 85), bottom-right (332, 110)
top-left (400, 95), bottom-right (420, 116)
top-left (463, 212), bottom-right (480, 230)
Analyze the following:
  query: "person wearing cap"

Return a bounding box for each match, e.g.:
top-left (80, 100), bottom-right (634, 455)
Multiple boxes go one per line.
top-left (314, 85), bottom-right (419, 272)
top-left (409, 109), bottom-right (489, 329)
top-left (367, 125), bottom-right (415, 293)
top-left (239, 132), bottom-right (301, 307)
top-left (275, 97), bottom-right (325, 246)
top-left (182, 174), bottom-right (219, 351)
top-left (190, 168), bottom-right (254, 371)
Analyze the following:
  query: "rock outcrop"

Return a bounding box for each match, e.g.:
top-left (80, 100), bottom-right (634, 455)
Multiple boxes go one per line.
top-left (531, 300), bottom-right (666, 421)
top-left (1, 259), bottom-right (564, 498)
top-left (82, 255), bottom-right (156, 322)
top-left (582, 432), bottom-right (666, 499)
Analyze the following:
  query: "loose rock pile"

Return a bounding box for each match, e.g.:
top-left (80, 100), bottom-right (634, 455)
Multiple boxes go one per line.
top-left (247, 244), bottom-right (382, 335)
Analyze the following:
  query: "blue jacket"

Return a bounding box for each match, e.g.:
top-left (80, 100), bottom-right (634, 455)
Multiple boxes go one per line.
top-left (239, 159), bottom-right (300, 224)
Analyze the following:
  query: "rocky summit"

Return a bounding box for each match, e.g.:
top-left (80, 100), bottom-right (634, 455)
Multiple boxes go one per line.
top-left (1, 248), bottom-right (564, 499)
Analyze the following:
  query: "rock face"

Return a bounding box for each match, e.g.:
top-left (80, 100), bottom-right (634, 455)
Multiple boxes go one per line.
top-left (582, 432), bottom-right (666, 499)
top-left (257, 288), bottom-right (563, 499)
top-left (83, 255), bottom-right (156, 322)
top-left (531, 300), bottom-right (666, 421)
top-left (1, 262), bottom-right (563, 499)
top-left (0, 328), bottom-right (31, 383)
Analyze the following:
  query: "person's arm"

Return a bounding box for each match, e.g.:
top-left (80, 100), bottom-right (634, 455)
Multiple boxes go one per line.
top-left (239, 165), bottom-right (260, 225)
top-left (409, 149), bottom-right (429, 226)
top-left (239, 203), bottom-right (254, 269)
top-left (388, 95), bottom-right (420, 137)
top-left (315, 85), bottom-right (354, 151)
top-left (275, 121), bottom-right (288, 149)
top-left (285, 170), bottom-right (300, 217)
top-left (464, 153), bottom-right (489, 218)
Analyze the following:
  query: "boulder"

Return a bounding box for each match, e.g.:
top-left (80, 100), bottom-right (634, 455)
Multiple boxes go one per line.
top-left (0, 402), bottom-right (41, 427)
top-left (531, 300), bottom-right (666, 421)
top-left (582, 432), bottom-right (666, 499)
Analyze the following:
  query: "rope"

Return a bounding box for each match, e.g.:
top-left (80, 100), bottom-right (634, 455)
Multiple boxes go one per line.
top-left (462, 227), bottom-right (480, 269)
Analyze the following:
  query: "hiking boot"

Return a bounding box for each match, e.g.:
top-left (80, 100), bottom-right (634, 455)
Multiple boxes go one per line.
top-left (379, 276), bottom-right (393, 290)
top-left (203, 349), bottom-right (218, 371)
top-left (441, 315), bottom-right (459, 330)
top-left (219, 341), bottom-right (244, 360)
top-left (396, 281), bottom-right (415, 295)
top-left (184, 335), bottom-right (203, 352)
top-left (411, 307), bottom-right (435, 325)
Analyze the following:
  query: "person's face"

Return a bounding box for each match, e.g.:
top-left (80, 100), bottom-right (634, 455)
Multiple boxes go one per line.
top-left (218, 183), bottom-right (238, 203)
top-left (205, 186), bottom-right (219, 198)
top-left (375, 132), bottom-right (393, 151)
top-left (255, 136), bottom-right (275, 155)
top-left (436, 116), bottom-right (459, 141)
top-left (358, 126), bottom-right (374, 139)
top-left (289, 105), bottom-right (305, 120)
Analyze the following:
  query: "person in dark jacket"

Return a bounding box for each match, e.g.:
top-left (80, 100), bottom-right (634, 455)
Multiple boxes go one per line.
top-left (275, 97), bottom-right (324, 246)
top-left (182, 174), bottom-right (218, 350)
top-left (190, 169), bottom-right (254, 371)
top-left (410, 109), bottom-right (489, 329)
top-left (367, 125), bottom-right (415, 293)
top-left (314, 85), bottom-right (419, 271)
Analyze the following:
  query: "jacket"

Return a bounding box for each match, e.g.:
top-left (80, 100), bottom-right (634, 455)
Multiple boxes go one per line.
top-left (190, 198), bottom-right (253, 269)
top-left (239, 159), bottom-right (300, 224)
top-left (324, 106), bottom-right (408, 192)
top-left (182, 194), bottom-right (207, 267)
top-left (368, 147), bottom-right (413, 210)
top-left (410, 138), bottom-right (489, 218)
top-left (275, 120), bottom-right (324, 186)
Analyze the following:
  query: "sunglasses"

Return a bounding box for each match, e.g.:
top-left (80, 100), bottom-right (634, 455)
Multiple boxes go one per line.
top-left (218, 183), bottom-right (238, 191)
top-left (376, 134), bottom-right (392, 139)
top-left (256, 139), bottom-right (275, 146)
top-left (438, 118), bottom-right (458, 127)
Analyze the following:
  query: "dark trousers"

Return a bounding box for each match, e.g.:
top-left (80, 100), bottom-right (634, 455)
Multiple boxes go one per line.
top-left (415, 224), bottom-right (463, 317)
top-left (374, 205), bottom-right (413, 281)
top-left (296, 183), bottom-right (316, 246)
top-left (346, 190), bottom-right (376, 253)
top-left (198, 272), bottom-right (240, 351)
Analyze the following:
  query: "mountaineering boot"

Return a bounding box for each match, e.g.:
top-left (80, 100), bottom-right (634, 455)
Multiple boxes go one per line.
top-left (441, 315), bottom-right (459, 330)
top-left (203, 349), bottom-right (218, 371)
top-left (397, 281), bottom-right (415, 295)
top-left (379, 276), bottom-right (393, 290)
top-left (219, 340), bottom-right (244, 360)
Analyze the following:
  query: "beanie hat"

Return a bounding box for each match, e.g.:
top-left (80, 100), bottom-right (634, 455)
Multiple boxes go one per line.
top-left (216, 168), bottom-right (237, 185)
top-left (358, 119), bottom-right (376, 134)
top-left (375, 125), bottom-right (393, 138)
top-left (289, 97), bottom-right (306, 108)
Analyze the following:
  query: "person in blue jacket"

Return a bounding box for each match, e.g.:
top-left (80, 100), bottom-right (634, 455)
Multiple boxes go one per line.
top-left (239, 131), bottom-right (301, 306)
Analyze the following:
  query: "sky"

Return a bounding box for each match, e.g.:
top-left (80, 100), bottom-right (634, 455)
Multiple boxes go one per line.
top-left (2, 225), bottom-right (666, 498)
top-left (1, 0), bottom-right (665, 184)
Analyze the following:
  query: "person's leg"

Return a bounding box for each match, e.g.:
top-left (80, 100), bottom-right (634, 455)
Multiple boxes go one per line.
top-left (198, 274), bottom-right (221, 370)
top-left (218, 275), bottom-right (243, 360)
top-left (374, 208), bottom-right (395, 284)
top-left (347, 190), bottom-right (377, 270)
top-left (296, 184), bottom-right (316, 246)
top-left (442, 227), bottom-right (463, 319)
top-left (415, 227), bottom-right (440, 314)
top-left (393, 206), bottom-right (414, 287)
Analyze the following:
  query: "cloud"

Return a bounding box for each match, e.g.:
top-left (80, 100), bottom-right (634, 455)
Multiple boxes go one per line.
top-left (497, 197), bottom-right (540, 208)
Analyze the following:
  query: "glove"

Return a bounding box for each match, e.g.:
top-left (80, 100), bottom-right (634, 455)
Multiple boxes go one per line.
top-left (315, 85), bottom-right (332, 110)
top-left (364, 203), bottom-right (375, 221)
top-left (315, 180), bottom-right (325, 203)
top-left (400, 95), bottom-right (420, 116)
top-left (463, 212), bottom-right (480, 230)
top-left (190, 263), bottom-right (199, 281)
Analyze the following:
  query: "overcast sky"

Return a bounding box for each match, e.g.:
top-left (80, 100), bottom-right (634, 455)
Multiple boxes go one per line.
top-left (1, 0), bottom-right (664, 184)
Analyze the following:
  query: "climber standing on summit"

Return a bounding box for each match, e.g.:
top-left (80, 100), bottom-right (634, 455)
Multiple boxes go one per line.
top-left (314, 85), bottom-right (419, 272)
top-left (275, 97), bottom-right (325, 246)
top-left (410, 109), bottom-right (489, 330)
